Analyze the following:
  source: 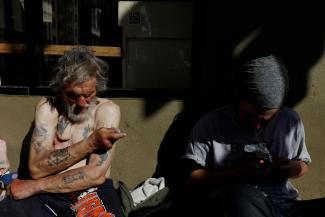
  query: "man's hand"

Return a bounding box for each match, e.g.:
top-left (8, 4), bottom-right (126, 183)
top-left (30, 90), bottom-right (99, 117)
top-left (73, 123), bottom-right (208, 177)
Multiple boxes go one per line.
top-left (89, 128), bottom-right (126, 151)
top-left (8, 179), bottom-right (40, 200)
top-left (233, 157), bottom-right (272, 183)
top-left (269, 157), bottom-right (307, 179)
top-left (235, 160), bottom-right (262, 179)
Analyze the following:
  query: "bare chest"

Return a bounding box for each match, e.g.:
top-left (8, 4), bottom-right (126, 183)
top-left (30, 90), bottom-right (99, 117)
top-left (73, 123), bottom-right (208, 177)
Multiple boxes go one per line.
top-left (54, 116), bottom-right (95, 149)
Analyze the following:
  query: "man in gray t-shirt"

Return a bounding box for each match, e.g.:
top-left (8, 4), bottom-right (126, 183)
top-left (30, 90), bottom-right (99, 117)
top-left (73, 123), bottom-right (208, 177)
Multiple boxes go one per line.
top-left (181, 55), bottom-right (325, 217)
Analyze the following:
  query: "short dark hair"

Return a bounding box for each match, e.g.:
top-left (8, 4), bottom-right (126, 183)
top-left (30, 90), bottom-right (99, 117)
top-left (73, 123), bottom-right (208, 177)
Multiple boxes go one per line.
top-left (234, 54), bottom-right (289, 108)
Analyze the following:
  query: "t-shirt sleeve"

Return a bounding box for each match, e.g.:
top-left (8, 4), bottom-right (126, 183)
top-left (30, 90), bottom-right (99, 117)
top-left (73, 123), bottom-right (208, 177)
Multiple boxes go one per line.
top-left (183, 119), bottom-right (211, 167)
top-left (293, 117), bottom-right (312, 164)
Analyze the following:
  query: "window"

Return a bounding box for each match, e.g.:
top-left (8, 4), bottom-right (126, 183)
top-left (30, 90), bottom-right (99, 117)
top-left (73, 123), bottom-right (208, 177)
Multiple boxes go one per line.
top-left (0, 0), bottom-right (193, 98)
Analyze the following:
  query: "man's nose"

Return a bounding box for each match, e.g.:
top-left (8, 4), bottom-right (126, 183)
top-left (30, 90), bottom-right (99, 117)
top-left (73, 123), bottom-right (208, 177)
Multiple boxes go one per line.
top-left (77, 96), bottom-right (87, 107)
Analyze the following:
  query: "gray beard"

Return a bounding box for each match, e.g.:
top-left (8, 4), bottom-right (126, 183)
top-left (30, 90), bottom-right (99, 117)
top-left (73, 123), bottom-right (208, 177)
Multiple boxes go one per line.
top-left (65, 99), bottom-right (97, 123)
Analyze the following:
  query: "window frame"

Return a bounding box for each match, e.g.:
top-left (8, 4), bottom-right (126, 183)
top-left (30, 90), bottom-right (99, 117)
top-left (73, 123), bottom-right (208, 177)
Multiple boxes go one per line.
top-left (0, 0), bottom-right (193, 100)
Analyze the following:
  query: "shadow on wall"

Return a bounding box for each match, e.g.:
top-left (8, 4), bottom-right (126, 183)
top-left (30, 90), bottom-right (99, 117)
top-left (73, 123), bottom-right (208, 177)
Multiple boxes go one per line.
top-left (17, 121), bottom-right (34, 179)
top-left (152, 0), bottom-right (325, 190)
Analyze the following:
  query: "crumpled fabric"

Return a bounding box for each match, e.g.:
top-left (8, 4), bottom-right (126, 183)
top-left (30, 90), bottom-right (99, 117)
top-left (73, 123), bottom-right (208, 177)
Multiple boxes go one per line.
top-left (130, 177), bottom-right (165, 206)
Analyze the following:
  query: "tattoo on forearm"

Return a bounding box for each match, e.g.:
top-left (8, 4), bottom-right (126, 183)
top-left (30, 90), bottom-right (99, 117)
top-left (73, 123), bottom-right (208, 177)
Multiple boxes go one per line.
top-left (31, 124), bottom-right (48, 153)
top-left (62, 171), bottom-right (85, 184)
top-left (97, 151), bottom-right (109, 166)
top-left (47, 148), bottom-right (71, 167)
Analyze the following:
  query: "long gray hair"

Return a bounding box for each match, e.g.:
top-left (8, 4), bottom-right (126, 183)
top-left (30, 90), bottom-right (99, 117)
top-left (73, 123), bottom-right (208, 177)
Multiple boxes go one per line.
top-left (50, 46), bottom-right (109, 93)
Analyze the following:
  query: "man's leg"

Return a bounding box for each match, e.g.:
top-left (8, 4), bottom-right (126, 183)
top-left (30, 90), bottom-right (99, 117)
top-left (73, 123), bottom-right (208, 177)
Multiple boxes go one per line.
top-left (68, 179), bottom-right (123, 217)
top-left (210, 183), bottom-right (278, 217)
top-left (278, 197), bottom-right (325, 217)
top-left (170, 183), bottom-right (278, 217)
top-left (0, 195), bottom-right (56, 217)
top-left (39, 193), bottom-right (75, 217)
top-left (97, 179), bottom-right (124, 217)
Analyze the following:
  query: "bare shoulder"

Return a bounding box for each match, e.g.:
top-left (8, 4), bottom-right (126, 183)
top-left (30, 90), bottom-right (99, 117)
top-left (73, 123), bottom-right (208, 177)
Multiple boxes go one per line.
top-left (35, 97), bottom-right (59, 122)
top-left (94, 98), bottom-right (121, 128)
top-left (95, 98), bottom-right (120, 114)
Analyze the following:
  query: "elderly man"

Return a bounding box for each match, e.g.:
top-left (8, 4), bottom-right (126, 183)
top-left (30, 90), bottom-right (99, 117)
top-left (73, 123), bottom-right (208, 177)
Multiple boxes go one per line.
top-left (179, 54), bottom-right (325, 217)
top-left (0, 46), bottom-right (126, 217)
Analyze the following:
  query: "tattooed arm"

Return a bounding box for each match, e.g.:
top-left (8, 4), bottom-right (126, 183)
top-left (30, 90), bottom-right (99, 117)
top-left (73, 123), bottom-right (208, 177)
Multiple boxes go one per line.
top-left (28, 97), bottom-right (91, 179)
top-left (10, 148), bottom-right (115, 199)
top-left (86, 100), bottom-right (122, 180)
top-left (10, 100), bottom-right (123, 199)
top-left (45, 100), bottom-right (122, 191)
top-left (9, 152), bottom-right (113, 199)
top-left (28, 98), bottom-right (125, 179)
top-left (11, 134), bottom-right (119, 200)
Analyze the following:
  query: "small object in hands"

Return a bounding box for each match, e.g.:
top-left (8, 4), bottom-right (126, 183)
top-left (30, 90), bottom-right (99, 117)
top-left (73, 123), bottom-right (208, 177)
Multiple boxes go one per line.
top-left (256, 152), bottom-right (272, 169)
top-left (114, 128), bottom-right (126, 137)
top-left (244, 143), bottom-right (273, 171)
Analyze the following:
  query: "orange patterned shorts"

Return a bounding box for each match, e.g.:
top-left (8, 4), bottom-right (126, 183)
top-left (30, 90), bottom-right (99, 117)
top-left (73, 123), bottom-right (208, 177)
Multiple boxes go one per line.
top-left (70, 189), bottom-right (115, 217)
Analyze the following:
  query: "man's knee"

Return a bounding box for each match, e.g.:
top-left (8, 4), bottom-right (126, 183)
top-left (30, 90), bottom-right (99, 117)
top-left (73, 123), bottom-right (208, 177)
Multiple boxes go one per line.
top-left (217, 184), bottom-right (269, 213)
top-left (222, 183), bottom-right (264, 202)
top-left (210, 184), bottom-right (276, 217)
